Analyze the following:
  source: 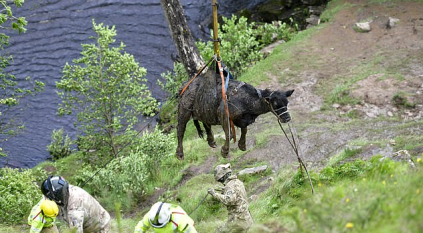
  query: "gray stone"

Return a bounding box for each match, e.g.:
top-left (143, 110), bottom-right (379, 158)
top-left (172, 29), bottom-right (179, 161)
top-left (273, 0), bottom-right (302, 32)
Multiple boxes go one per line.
top-left (354, 21), bottom-right (372, 33)
top-left (388, 17), bottom-right (400, 28)
top-left (260, 40), bottom-right (286, 58)
top-left (238, 165), bottom-right (268, 175)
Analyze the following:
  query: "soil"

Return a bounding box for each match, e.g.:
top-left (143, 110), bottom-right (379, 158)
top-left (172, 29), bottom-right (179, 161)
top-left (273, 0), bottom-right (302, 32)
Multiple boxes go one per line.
top-left (137, 0), bottom-right (423, 214)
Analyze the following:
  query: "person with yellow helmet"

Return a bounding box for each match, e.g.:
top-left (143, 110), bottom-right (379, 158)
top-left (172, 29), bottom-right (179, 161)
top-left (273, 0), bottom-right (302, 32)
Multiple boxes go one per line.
top-left (28, 197), bottom-right (59, 233)
top-left (134, 202), bottom-right (197, 233)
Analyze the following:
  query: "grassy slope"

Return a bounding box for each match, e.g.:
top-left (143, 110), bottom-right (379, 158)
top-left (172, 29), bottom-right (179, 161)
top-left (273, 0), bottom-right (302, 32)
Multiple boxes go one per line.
top-left (3, 0), bottom-right (423, 232)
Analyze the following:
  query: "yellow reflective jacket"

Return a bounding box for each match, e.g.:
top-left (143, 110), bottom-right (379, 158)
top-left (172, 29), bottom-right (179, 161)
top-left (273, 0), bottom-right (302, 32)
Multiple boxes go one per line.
top-left (134, 204), bottom-right (197, 233)
top-left (28, 197), bottom-right (56, 233)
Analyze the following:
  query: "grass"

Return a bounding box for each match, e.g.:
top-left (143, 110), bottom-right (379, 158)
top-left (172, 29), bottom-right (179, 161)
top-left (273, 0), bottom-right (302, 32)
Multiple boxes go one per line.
top-left (3, 1), bottom-right (423, 232)
top-left (248, 156), bottom-right (422, 233)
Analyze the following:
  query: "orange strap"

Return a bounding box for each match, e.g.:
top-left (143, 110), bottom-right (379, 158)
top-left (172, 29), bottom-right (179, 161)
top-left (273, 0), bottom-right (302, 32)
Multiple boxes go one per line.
top-left (217, 60), bottom-right (236, 142)
top-left (180, 57), bottom-right (215, 96)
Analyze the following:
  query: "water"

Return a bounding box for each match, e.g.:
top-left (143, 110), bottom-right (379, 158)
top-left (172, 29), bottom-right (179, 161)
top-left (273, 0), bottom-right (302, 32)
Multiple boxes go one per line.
top-left (0, 0), bottom-right (268, 168)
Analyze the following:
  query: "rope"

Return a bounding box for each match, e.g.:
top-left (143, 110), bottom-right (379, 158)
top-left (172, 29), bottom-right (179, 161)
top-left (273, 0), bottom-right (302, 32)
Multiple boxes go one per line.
top-left (266, 101), bottom-right (315, 194)
top-left (188, 192), bottom-right (209, 215)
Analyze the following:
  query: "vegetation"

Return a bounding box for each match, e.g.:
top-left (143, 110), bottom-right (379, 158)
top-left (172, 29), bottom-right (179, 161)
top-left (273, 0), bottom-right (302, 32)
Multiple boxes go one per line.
top-left (0, 0), bottom-right (44, 157)
top-left (47, 128), bottom-right (74, 160)
top-left (56, 20), bottom-right (158, 158)
top-left (197, 15), bottom-right (297, 78)
top-left (2, 1), bottom-right (423, 233)
top-left (0, 167), bottom-right (40, 224)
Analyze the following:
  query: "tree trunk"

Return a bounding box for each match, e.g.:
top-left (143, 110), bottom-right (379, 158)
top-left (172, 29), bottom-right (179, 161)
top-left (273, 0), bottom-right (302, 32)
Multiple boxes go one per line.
top-left (159, 0), bottom-right (205, 77)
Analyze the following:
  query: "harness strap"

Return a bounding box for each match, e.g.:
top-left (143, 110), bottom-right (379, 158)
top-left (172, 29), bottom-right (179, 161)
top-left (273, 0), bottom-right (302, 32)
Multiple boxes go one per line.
top-left (256, 89), bottom-right (262, 98)
top-left (231, 82), bottom-right (245, 95)
top-left (218, 60), bottom-right (236, 142)
top-left (180, 56), bottom-right (215, 96)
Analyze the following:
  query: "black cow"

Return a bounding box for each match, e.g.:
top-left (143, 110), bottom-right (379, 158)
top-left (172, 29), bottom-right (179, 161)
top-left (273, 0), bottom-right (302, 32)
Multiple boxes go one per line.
top-left (176, 70), bottom-right (294, 160)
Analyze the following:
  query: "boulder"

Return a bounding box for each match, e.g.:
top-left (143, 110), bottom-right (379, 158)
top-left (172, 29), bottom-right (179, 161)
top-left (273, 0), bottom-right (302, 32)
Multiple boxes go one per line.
top-left (354, 21), bottom-right (372, 33)
top-left (238, 165), bottom-right (268, 175)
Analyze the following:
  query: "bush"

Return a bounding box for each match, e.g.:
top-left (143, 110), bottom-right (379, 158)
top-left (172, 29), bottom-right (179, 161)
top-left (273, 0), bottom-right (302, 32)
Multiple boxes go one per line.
top-left (158, 62), bottom-right (188, 99)
top-left (0, 168), bottom-right (40, 225)
top-left (136, 126), bottom-right (176, 179)
top-left (196, 15), bottom-right (263, 78)
top-left (47, 128), bottom-right (73, 160)
top-left (255, 19), bottom-right (297, 46)
top-left (76, 127), bottom-right (175, 202)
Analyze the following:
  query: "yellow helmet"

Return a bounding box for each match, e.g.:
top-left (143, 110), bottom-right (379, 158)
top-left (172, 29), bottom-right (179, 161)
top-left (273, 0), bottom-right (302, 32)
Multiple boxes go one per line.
top-left (40, 199), bottom-right (59, 217)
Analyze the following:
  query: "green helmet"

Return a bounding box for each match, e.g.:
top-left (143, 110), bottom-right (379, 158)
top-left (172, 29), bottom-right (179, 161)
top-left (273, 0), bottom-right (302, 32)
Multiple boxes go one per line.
top-left (214, 163), bottom-right (232, 181)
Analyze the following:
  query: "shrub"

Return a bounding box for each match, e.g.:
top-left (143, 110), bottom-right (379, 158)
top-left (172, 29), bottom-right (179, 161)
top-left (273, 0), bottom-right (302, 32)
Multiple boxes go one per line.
top-left (0, 167), bottom-right (40, 225)
top-left (158, 62), bottom-right (188, 99)
top-left (196, 15), bottom-right (263, 78)
top-left (76, 127), bottom-right (175, 203)
top-left (136, 126), bottom-right (176, 179)
top-left (47, 128), bottom-right (73, 160)
top-left (255, 19), bottom-right (297, 46)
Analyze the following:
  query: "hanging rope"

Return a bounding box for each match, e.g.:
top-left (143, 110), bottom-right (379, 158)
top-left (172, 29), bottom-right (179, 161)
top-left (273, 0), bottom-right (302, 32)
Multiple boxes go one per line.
top-left (266, 101), bottom-right (315, 194)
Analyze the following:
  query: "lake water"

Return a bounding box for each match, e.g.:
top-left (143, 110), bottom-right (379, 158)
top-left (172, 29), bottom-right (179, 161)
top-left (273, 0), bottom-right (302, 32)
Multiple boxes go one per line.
top-left (0, 0), bottom-right (268, 168)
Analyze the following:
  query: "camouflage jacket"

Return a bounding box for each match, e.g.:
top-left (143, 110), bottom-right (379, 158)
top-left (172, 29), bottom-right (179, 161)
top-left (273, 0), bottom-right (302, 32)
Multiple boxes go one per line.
top-left (58, 185), bottom-right (110, 233)
top-left (212, 175), bottom-right (253, 228)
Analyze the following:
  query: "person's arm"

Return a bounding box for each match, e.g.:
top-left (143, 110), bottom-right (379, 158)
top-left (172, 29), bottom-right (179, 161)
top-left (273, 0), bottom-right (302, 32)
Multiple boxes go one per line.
top-left (29, 218), bottom-right (44, 233)
top-left (180, 224), bottom-right (197, 233)
top-left (209, 187), bottom-right (237, 206)
top-left (134, 214), bottom-right (151, 233)
top-left (68, 209), bottom-right (85, 233)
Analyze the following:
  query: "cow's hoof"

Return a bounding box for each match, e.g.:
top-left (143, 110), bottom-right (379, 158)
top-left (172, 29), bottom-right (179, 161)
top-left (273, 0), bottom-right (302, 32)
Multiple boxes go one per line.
top-left (176, 152), bottom-right (184, 160)
top-left (238, 143), bottom-right (246, 151)
top-left (208, 141), bottom-right (217, 148)
top-left (221, 148), bottom-right (229, 158)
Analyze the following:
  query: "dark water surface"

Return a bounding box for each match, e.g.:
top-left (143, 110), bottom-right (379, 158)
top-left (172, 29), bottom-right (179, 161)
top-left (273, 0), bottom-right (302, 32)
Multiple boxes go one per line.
top-left (0, 0), bottom-right (268, 168)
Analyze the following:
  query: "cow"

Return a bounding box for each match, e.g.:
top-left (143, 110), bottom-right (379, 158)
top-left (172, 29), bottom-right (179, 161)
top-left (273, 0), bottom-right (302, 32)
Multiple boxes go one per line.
top-left (176, 69), bottom-right (294, 160)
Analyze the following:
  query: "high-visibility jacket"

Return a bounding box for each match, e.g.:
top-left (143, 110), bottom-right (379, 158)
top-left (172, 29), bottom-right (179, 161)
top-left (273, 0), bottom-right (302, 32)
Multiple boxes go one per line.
top-left (134, 204), bottom-right (197, 233)
top-left (28, 197), bottom-right (56, 233)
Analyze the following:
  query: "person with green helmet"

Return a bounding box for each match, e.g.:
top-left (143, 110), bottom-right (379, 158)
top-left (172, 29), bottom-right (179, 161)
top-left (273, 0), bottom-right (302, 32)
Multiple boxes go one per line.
top-left (208, 163), bottom-right (253, 233)
top-left (134, 202), bottom-right (197, 233)
top-left (28, 197), bottom-right (59, 233)
top-left (40, 176), bottom-right (110, 233)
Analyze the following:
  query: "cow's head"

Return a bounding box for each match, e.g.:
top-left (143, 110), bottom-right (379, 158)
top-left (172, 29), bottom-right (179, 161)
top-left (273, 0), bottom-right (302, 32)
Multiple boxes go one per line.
top-left (266, 89), bottom-right (294, 123)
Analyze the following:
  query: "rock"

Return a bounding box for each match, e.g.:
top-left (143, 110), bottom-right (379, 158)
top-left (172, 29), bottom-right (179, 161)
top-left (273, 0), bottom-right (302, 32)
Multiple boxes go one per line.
top-left (306, 15), bottom-right (320, 26)
top-left (308, 5), bottom-right (325, 15)
top-left (354, 21), bottom-right (372, 32)
top-left (238, 165), bottom-right (268, 175)
top-left (392, 150), bottom-right (415, 167)
top-left (260, 40), bottom-right (286, 58)
top-left (387, 17), bottom-right (400, 28)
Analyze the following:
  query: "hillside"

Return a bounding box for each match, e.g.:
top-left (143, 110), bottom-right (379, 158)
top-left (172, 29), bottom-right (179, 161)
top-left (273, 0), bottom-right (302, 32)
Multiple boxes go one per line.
top-left (2, 0), bottom-right (423, 232)
top-left (127, 0), bottom-right (423, 232)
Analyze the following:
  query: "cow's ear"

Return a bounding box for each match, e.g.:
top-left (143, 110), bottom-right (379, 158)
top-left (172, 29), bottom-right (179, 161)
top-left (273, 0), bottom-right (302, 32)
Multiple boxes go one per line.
top-left (286, 89), bottom-right (294, 97)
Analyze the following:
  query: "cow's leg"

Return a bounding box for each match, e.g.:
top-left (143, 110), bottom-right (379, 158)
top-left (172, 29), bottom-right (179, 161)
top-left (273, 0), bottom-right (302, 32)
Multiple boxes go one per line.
top-left (193, 120), bottom-right (204, 139)
top-left (203, 123), bottom-right (217, 148)
top-left (220, 109), bottom-right (230, 158)
top-left (238, 127), bottom-right (247, 151)
top-left (176, 107), bottom-right (192, 160)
